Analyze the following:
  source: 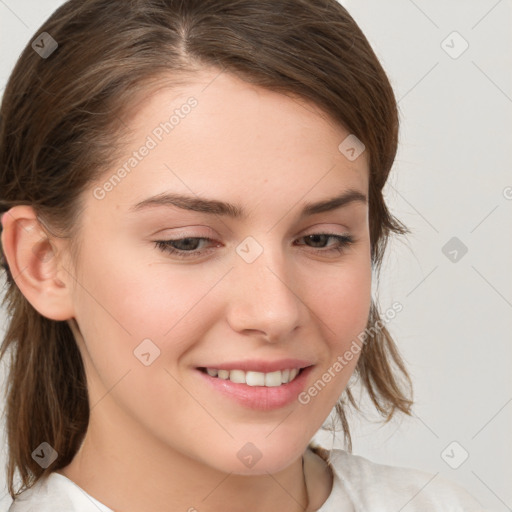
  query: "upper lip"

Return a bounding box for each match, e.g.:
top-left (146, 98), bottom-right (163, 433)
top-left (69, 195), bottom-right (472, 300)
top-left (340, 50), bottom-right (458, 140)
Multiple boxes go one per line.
top-left (198, 359), bottom-right (314, 373)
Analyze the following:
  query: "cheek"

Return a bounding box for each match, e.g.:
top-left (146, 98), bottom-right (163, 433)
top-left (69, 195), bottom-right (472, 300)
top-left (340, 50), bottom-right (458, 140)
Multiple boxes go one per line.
top-left (306, 255), bottom-right (372, 348)
top-left (72, 255), bottom-right (231, 370)
top-left (74, 242), bottom-right (372, 376)
top-left (69, 257), bottom-right (226, 427)
top-left (296, 255), bottom-right (372, 408)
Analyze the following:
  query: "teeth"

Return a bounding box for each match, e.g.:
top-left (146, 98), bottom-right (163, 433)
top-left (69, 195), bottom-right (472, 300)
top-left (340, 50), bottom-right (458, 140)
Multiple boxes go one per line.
top-left (265, 371), bottom-right (282, 387)
top-left (218, 369), bottom-right (229, 380)
top-left (204, 367), bottom-right (302, 387)
top-left (229, 369), bottom-right (246, 384)
top-left (246, 371), bottom-right (265, 386)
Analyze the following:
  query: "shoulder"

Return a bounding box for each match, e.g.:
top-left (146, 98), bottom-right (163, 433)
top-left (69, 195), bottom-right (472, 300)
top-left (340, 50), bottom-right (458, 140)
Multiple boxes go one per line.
top-left (314, 446), bottom-right (487, 511)
top-left (8, 472), bottom-right (113, 512)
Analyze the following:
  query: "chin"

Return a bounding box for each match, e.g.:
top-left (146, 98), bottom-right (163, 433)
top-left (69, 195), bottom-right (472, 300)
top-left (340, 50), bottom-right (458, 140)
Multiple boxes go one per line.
top-left (196, 431), bottom-right (312, 476)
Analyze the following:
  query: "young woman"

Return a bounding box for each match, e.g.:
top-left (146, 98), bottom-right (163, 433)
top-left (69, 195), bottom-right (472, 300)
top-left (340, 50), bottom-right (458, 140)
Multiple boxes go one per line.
top-left (0, 0), bottom-right (485, 510)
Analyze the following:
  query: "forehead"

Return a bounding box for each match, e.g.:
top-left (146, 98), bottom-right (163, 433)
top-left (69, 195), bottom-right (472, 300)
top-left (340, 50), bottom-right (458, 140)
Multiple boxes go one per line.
top-left (89, 69), bottom-right (369, 216)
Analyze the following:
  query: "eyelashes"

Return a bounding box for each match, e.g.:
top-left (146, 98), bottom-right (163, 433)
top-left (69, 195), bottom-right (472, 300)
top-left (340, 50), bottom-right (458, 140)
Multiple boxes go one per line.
top-left (154, 233), bottom-right (355, 260)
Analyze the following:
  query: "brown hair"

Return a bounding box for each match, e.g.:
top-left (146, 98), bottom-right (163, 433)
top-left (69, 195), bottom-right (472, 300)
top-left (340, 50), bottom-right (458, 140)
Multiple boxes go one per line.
top-left (0, 0), bottom-right (412, 499)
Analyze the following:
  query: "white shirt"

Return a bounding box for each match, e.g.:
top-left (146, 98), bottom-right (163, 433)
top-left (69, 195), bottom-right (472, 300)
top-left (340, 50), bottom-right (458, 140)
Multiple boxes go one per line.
top-left (7, 448), bottom-right (485, 511)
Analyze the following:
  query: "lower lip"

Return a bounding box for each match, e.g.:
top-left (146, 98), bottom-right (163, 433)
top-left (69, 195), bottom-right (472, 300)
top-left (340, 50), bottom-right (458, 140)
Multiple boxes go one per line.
top-left (196, 366), bottom-right (314, 411)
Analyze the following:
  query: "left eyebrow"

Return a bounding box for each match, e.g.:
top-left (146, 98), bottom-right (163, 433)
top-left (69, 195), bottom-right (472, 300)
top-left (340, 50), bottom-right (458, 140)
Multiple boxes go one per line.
top-left (128, 189), bottom-right (367, 219)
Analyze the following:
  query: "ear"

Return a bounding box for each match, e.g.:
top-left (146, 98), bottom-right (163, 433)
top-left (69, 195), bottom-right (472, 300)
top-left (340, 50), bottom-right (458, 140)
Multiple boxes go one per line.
top-left (1, 205), bottom-right (76, 321)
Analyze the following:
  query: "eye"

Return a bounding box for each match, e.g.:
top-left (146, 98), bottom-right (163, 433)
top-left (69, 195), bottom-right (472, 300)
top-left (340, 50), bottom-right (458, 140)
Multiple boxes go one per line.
top-left (294, 233), bottom-right (355, 257)
top-left (154, 237), bottom-right (218, 259)
top-left (154, 233), bottom-right (355, 260)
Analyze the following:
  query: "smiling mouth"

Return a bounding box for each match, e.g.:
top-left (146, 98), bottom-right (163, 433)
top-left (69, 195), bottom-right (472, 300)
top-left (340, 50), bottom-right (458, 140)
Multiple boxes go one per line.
top-left (198, 367), bottom-right (305, 387)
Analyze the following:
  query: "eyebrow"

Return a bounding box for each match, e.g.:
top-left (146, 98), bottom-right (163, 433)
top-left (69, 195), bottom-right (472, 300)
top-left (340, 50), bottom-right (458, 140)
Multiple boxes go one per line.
top-left (129, 188), bottom-right (367, 218)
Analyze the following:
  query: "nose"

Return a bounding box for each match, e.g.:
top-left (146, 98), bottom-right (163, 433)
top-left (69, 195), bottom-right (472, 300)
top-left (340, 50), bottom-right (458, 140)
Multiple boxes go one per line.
top-left (225, 239), bottom-right (304, 343)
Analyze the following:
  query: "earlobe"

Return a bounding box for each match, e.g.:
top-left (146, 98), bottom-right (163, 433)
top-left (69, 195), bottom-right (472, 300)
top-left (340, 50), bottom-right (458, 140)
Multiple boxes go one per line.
top-left (1, 205), bottom-right (75, 321)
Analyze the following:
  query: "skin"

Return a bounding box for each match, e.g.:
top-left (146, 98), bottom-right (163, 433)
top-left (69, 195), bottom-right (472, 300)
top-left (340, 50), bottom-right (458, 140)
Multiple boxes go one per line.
top-left (1, 68), bottom-right (371, 511)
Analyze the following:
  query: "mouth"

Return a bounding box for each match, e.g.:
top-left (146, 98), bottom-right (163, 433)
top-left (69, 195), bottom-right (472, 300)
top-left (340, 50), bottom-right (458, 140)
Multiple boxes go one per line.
top-left (198, 367), bottom-right (304, 387)
top-left (195, 363), bottom-right (314, 411)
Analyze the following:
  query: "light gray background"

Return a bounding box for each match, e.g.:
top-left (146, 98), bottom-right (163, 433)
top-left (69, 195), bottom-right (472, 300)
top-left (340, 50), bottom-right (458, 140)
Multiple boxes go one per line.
top-left (0, 1), bottom-right (511, 510)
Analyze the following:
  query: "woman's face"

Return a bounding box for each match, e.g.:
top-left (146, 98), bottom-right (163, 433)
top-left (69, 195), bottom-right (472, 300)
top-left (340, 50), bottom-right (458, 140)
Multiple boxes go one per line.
top-left (65, 68), bottom-right (372, 475)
